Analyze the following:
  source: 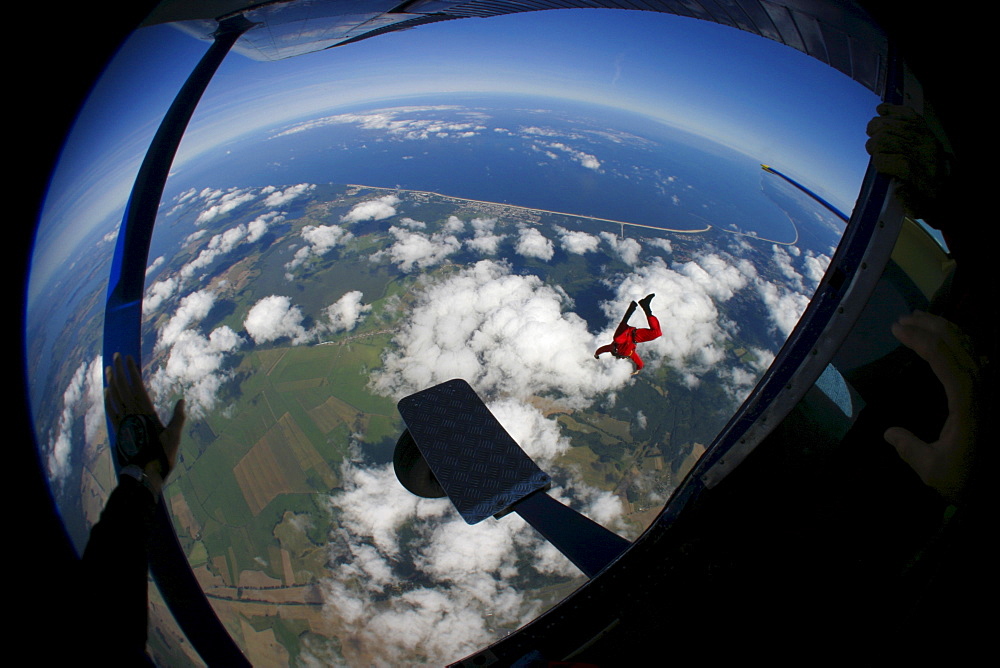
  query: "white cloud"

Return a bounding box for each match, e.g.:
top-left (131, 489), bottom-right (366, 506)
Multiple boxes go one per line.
top-left (443, 215), bottom-right (465, 234)
top-left (146, 256), bottom-right (164, 276)
top-left (150, 325), bottom-right (242, 420)
top-left (755, 279), bottom-right (810, 337)
top-left (322, 460), bottom-right (546, 665)
top-left (802, 250), bottom-right (831, 286)
top-left (278, 107), bottom-right (487, 143)
top-left (600, 232), bottom-right (642, 266)
top-left (771, 244), bottom-right (804, 292)
top-left (603, 254), bottom-right (752, 380)
top-left (555, 226), bottom-right (600, 255)
top-left (371, 259), bottom-right (630, 406)
top-left (646, 237), bottom-right (673, 254)
top-left (157, 289), bottom-right (216, 351)
top-left (398, 217), bottom-right (426, 229)
top-left (244, 295), bottom-right (311, 345)
top-left (263, 183), bottom-right (315, 207)
top-left (184, 229), bottom-right (208, 245)
top-left (144, 276), bottom-right (178, 315)
top-left (466, 217), bottom-right (505, 255)
top-left (341, 194), bottom-right (400, 223)
top-left (324, 290), bottom-right (371, 333)
top-left (544, 141), bottom-right (601, 170)
top-left (514, 226), bottom-right (554, 261)
top-left (195, 187), bottom-right (256, 224)
top-left (284, 223), bottom-right (353, 276)
top-left (378, 225), bottom-right (461, 273)
top-left (247, 211), bottom-right (282, 242)
top-left (46, 356), bottom-right (104, 486)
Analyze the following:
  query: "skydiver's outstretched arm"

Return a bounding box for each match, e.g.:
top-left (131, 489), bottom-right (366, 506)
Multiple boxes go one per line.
top-left (595, 343), bottom-right (614, 359)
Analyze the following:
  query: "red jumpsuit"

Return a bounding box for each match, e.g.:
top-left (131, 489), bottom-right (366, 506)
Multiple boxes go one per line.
top-left (595, 314), bottom-right (662, 371)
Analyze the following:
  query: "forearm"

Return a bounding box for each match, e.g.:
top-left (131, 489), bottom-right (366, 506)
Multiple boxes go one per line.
top-left (80, 477), bottom-right (157, 653)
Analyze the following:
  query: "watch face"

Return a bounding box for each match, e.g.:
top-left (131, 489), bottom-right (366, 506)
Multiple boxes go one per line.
top-left (117, 414), bottom-right (156, 466)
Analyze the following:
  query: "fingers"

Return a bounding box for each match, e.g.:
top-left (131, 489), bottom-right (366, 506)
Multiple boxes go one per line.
top-left (104, 353), bottom-right (165, 429)
top-left (874, 103), bottom-right (921, 120)
top-left (886, 313), bottom-right (978, 503)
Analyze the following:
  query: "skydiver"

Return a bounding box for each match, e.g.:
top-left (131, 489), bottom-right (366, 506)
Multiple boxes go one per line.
top-left (594, 293), bottom-right (661, 374)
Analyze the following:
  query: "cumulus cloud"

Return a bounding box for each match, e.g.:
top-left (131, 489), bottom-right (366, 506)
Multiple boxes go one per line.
top-left (535, 141), bottom-right (601, 170)
top-left (321, 433), bottom-right (624, 665)
top-left (600, 232), bottom-right (642, 266)
top-left (515, 226), bottom-right (554, 261)
top-left (755, 279), bottom-right (810, 337)
top-left (150, 325), bottom-right (242, 420)
top-left (148, 288), bottom-right (242, 419)
top-left (276, 106), bottom-right (487, 143)
top-left (284, 223), bottom-right (353, 277)
top-left (602, 254), bottom-right (752, 382)
top-left (378, 225), bottom-right (461, 273)
top-left (442, 215), bottom-right (465, 234)
top-left (466, 217), bottom-right (505, 255)
top-left (263, 183), bottom-right (315, 207)
top-left (771, 244), bottom-right (804, 292)
top-left (184, 229), bottom-right (208, 245)
top-left (646, 237), bottom-right (673, 254)
top-left (802, 250), bottom-right (831, 286)
top-left (555, 226), bottom-right (600, 255)
top-left (144, 276), bottom-right (178, 315)
top-left (341, 194), bottom-right (400, 223)
top-left (719, 346), bottom-right (775, 402)
top-left (195, 187), bottom-right (257, 224)
top-left (46, 356), bottom-right (104, 485)
top-left (244, 295), bottom-right (311, 345)
top-left (146, 256), bottom-right (164, 276)
top-left (157, 289), bottom-right (217, 351)
top-left (371, 259), bottom-right (630, 405)
top-left (321, 460), bottom-right (552, 665)
top-left (398, 217), bottom-right (426, 229)
top-left (324, 290), bottom-right (371, 333)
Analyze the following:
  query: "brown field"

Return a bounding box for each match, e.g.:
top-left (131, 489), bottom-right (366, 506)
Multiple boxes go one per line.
top-left (233, 413), bottom-right (313, 516)
top-left (677, 442), bottom-right (706, 479)
top-left (281, 548), bottom-right (295, 586)
top-left (528, 395), bottom-right (573, 417)
top-left (240, 618), bottom-right (289, 667)
top-left (239, 569), bottom-right (283, 588)
top-left (307, 394), bottom-right (361, 433)
top-left (193, 564), bottom-right (227, 590)
top-left (212, 555), bottom-right (232, 586)
top-left (168, 490), bottom-right (201, 538)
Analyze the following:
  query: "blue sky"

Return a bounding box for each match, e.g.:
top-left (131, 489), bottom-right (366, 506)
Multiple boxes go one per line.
top-left (30, 8), bottom-right (879, 303)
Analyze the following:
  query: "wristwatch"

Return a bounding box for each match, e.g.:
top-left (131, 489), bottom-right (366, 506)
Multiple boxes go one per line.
top-left (116, 414), bottom-right (168, 473)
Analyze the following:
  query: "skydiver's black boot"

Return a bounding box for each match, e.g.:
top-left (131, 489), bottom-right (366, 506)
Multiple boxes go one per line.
top-left (638, 293), bottom-right (655, 317)
top-left (622, 300), bottom-right (638, 324)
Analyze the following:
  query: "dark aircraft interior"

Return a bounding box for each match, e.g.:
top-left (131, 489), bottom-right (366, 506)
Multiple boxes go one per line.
top-left (18, 1), bottom-right (992, 664)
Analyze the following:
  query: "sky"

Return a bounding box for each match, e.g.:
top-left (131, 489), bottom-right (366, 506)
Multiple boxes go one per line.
top-left (29, 8), bottom-right (879, 304)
